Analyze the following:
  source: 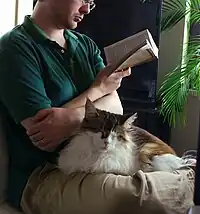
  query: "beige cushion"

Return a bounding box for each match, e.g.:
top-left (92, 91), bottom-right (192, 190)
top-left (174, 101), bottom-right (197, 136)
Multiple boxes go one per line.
top-left (21, 163), bottom-right (194, 214)
top-left (0, 115), bottom-right (8, 202)
top-left (188, 207), bottom-right (200, 214)
top-left (0, 115), bottom-right (24, 213)
top-left (0, 202), bottom-right (24, 214)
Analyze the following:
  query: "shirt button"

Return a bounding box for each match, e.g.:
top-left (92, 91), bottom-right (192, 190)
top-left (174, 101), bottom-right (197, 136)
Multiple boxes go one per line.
top-left (61, 49), bottom-right (64, 53)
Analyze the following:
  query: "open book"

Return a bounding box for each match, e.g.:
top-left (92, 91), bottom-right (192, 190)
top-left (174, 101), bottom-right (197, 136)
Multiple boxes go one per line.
top-left (104, 29), bottom-right (159, 75)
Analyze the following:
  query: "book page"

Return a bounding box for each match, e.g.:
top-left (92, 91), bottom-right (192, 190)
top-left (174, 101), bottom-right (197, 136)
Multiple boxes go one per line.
top-left (146, 30), bottom-right (159, 58)
top-left (116, 43), bottom-right (154, 70)
top-left (104, 29), bottom-right (159, 75)
top-left (104, 29), bottom-right (154, 65)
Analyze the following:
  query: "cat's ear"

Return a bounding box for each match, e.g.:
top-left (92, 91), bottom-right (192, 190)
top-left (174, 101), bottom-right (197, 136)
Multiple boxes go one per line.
top-left (123, 112), bottom-right (138, 129)
top-left (85, 98), bottom-right (98, 118)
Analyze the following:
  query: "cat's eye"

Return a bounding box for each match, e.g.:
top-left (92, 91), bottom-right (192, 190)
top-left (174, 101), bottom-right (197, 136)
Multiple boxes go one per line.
top-left (101, 130), bottom-right (110, 139)
top-left (101, 132), bottom-right (106, 139)
top-left (117, 134), bottom-right (127, 141)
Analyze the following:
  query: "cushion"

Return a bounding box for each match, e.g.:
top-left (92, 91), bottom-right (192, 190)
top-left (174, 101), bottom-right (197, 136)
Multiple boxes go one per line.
top-left (0, 115), bottom-right (24, 213)
top-left (21, 162), bottom-right (195, 214)
top-left (0, 202), bottom-right (24, 214)
top-left (188, 207), bottom-right (200, 214)
top-left (0, 115), bottom-right (8, 202)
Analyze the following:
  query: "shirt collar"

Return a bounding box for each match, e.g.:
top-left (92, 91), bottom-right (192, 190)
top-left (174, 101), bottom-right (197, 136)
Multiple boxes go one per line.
top-left (22, 15), bottom-right (78, 45)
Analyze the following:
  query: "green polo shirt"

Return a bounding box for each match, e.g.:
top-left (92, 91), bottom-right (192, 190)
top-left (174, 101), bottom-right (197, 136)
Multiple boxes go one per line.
top-left (0, 15), bottom-right (104, 209)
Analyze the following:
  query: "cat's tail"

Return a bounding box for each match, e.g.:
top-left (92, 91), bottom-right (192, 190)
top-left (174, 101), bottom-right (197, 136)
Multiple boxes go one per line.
top-left (151, 154), bottom-right (196, 172)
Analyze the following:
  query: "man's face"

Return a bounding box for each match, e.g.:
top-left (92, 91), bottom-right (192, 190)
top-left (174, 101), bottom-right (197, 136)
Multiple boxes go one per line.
top-left (49, 0), bottom-right (92, 29)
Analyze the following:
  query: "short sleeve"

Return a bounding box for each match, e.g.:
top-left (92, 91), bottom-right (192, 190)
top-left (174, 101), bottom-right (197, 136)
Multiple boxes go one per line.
top-left (92, 44), bottom-right (105, 74)
top-left (83, 34), bottom-right (105, 75)
top-left (0, 44), bottom-right (52, 123)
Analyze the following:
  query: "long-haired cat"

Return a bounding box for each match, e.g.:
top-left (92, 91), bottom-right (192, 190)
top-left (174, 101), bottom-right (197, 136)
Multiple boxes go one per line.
top-left (58, 99), bottom-right (190, 176)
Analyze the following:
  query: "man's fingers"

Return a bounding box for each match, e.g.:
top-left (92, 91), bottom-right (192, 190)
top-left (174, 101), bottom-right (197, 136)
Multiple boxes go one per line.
top-left (38, 141), bottom-right (57, 152)
top-left (43, 142), bottom-right (57, 150)
top-left (120, 67), bottom-right (131, 77)
top-left (34, 140), bottom-right (54, 151)
top-left (29, 132), bottom-right (43, 142)
top-left (27, 116), bottom-right (53, 137)
top-left (99, 65), bottom-right (132, 79)
top-left (33, 108), bottom-right (52, 122)
top-left (99, 64), bottom-right (116, 77)
top-left (26, 123), bottom-right (41, 136)
top-left (112, 67), bottom-right (131, 79)
top-left (37, 139), bottom-right (51, 147)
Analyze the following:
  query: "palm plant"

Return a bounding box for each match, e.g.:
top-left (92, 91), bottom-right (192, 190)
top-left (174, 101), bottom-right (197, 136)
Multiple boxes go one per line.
top-left (158, 0), bottom-right (200, 126)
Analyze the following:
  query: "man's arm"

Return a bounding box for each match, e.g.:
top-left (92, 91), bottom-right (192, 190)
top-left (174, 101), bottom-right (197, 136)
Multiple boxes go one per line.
top-left (92, 91), bottom-right (123, 114)
top-left (21, 90), bottom-right (122, 130)
top-left (21, 65), bottom-right (126, 131)
top-left (20, 35), bottom-right (130, 150)
top-left (21, 91), bottom-right (122, 151)
top-left (22, 71), bottom-right (127, 151)
top-left (22, 88), bottom-right (123, 149)
top-left (63, 90), bottom-right (123, 114)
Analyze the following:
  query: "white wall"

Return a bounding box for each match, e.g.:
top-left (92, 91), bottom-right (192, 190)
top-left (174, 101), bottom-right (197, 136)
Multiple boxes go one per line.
top-left (0, 0), bottom-right (33, 37)
top-left (17, 0), bottom-right (33, 25)
top-left (0, 0), bottom-right (16, 36)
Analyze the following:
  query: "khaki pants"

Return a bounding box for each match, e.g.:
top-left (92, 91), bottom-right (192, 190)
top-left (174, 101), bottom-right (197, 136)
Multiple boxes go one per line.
top-left (21, 163), bottom-right (194, 214)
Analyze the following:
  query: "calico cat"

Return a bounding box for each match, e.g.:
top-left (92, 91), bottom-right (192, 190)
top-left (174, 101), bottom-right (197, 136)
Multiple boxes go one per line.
top-left (58, 99), bottom-right (187, 176)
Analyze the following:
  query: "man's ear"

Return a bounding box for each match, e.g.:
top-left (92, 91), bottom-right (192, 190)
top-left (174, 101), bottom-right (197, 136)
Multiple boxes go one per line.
top-left (85, 98), bottom-right (98, 118)
top-left (123, 112), bottom-right (138, 129)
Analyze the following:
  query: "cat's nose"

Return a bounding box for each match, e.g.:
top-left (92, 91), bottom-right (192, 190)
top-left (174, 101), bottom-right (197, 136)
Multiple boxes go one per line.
top-left (104, 139), bottom-right (109, 147)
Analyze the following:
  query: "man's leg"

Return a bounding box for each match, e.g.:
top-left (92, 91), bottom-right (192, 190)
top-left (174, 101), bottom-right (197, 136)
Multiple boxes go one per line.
top-left (20, 163), bottom-right (194, 214)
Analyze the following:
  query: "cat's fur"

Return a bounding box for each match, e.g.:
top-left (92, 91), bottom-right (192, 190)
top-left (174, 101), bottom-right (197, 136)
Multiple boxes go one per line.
top-left (58, 99), bottom-right (185, 176)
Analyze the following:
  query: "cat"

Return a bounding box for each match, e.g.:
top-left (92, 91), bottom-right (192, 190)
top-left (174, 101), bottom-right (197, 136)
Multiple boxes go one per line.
top-left (58, 99), bottom-right (190, 176)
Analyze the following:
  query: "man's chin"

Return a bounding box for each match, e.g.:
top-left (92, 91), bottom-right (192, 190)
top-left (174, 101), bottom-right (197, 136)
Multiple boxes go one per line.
top-left (63, 22), bottom-right (77, 30)
top-left (69, 22), bottom-right (78, 29)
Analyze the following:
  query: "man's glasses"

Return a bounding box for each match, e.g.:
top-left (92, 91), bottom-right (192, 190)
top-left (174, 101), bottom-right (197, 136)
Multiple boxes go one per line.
top-left (82, 0), bottom-right (96, 10)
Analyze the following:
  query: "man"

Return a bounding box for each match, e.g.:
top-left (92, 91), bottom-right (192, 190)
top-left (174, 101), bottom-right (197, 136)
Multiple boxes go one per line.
top-left (0, 0), bottom-right (195, 213)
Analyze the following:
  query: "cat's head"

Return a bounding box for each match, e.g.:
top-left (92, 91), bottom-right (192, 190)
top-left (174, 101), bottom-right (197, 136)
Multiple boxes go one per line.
top-left (80, 98), bottom-right (138, 149)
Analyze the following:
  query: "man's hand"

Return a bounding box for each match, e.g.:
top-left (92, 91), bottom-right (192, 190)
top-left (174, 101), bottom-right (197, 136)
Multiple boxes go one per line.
top-left (26, 107), bottom-right (82, 151)
top-left (62, 65), bottom-right (131, 110)
top-left (91, 65), bottom-right (131, 97)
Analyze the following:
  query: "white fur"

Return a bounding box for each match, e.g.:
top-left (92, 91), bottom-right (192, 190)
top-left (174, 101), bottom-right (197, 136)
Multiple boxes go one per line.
top-left (151, 154), bottom-right (192, 172)
top-left (58, 132), bottom-right (193, 176)
top-left (58, 131), bottom-right (139, 175)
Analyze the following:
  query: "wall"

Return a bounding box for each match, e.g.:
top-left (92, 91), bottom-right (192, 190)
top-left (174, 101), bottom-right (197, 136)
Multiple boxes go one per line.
top-left (0, 0), bottom-right (33, 37)
top-left (157, 20), bottom-right (186, 89)
top-left (0, 0), bottom-right (16, 36)
top-left (169, 91), bottom-right (200, 156)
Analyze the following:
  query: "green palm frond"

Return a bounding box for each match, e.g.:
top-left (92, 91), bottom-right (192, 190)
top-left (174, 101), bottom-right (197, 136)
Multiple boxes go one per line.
top-left (158, 0), bottom-right (200, 126)
top-left (190, 0), bottom-right (200, 23)
top-left (158, 37), bottom-right (200, 126)
top-left (161, 0), bottom-right (200, 32)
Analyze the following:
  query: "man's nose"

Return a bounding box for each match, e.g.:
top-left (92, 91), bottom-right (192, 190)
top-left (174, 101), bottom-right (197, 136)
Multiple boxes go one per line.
top-left (79, 4), bottom-right (90, 15)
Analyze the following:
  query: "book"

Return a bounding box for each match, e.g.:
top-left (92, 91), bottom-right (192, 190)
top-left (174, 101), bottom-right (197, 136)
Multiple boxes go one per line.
top-left (104, 29), bottom-right (159, 75)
